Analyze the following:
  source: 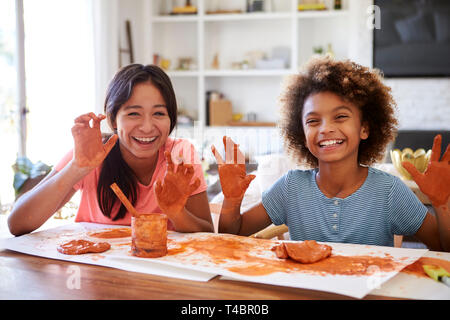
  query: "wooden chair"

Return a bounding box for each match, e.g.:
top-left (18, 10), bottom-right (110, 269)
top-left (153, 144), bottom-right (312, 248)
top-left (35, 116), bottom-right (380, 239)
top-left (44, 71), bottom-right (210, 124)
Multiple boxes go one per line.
top-left (250, 224), bottom-right (289, 240)
top-left (209, 203), bottom-right (221, 233)
top-left (394, 235), bottom-right (403, 248)
top-left (209, 203), bottom-right (288, 238)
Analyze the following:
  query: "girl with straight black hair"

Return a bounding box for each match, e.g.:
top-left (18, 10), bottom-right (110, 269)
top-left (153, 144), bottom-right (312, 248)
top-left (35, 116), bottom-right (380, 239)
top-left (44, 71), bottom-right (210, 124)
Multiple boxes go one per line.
top-left (9, 64), bottom-right (213, 236)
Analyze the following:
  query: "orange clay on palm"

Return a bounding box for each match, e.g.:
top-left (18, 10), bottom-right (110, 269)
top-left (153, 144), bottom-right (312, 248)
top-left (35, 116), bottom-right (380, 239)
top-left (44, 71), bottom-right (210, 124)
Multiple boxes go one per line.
top-left (218, 166), bottom-right (248, 200)
top-left (212, 136), bottom-right (255, 202)
top-left (72, 113), bottom-right (117, 168)
top-left (155, 151), bottom-right (200, 216)
top-left (403, 135), bottom-right (450, 207)
top-left (422, 165), bottom-right (450, 207)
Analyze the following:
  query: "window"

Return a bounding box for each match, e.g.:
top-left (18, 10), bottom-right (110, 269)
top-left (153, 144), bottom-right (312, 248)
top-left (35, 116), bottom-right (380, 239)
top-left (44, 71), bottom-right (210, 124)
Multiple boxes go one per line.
top-left (24, 0), bottom-right (96, 166)
top-left (0, 0), bottom-right (18, 206)
top-left (0, 0), bottom-right (95, 208)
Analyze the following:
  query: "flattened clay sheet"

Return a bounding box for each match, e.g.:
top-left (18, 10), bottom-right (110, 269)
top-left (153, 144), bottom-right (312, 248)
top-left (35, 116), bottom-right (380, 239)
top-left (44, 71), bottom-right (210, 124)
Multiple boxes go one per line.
top-left (210, 240), bottom-right (428, 299)
top-left (2, 223), bottom-right (428, 299)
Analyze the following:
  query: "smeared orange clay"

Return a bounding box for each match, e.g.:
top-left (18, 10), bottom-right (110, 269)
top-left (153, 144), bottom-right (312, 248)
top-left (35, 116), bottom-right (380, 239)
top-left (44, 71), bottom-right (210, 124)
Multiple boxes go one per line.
top-left (167, 235), bottom-right (403, 277)
top-left (211, 136), bottom-right (255, 201)
top-left (401, 257), bottom-right (450, 278)
top-left (89, 227), bottom-right (131, 239)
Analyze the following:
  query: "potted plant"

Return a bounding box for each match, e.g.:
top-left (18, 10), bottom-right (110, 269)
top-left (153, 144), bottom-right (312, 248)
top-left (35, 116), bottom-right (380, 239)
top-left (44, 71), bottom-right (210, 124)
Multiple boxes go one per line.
top-left (12, 156), bottom-right (52, 199)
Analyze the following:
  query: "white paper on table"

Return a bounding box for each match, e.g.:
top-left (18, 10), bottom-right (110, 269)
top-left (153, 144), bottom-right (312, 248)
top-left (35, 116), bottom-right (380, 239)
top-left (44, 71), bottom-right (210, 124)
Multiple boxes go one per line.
top-left (370, 251), bottom-right (450, 300)
top-left (1, 222), bottom-right (216, 282)
top-left (216, 241), bottom-right (428, 299)
top-left (2, 223), bottom-right (429, 299)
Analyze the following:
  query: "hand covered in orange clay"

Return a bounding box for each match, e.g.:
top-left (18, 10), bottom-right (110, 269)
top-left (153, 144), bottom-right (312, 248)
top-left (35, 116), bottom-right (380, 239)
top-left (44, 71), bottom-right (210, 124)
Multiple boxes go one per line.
top-left (155, 151), bottom-right (201, 216)
top-left (71, 112), bottom-right (118, 170)
top-left (403, 134), bottom-right (450, 207)
top-left (211, 136), bottom-right (256, 202)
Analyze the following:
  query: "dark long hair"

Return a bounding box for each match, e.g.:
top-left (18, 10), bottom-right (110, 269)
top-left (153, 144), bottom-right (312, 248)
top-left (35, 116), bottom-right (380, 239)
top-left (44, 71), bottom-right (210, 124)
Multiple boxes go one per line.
top-left (97, 64), bottom-right (177, 220)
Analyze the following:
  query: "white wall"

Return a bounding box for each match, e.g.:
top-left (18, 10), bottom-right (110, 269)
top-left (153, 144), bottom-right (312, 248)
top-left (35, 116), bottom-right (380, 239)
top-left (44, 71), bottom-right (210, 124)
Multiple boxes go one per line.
top-left (118, 0), bottom-right (147, 65)
top-left (119, 0), bottom-right (450, 131)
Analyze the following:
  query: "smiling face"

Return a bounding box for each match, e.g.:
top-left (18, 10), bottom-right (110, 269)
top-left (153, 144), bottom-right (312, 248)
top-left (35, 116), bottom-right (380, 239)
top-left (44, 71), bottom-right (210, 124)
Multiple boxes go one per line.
top-left (113, 81), bottom-right (171, 162)
top-left (302, 91), bottom-right (369, 165)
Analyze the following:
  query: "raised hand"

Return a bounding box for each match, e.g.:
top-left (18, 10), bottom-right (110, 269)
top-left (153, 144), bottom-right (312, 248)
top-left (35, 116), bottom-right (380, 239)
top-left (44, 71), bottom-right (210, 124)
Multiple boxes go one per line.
top-left (71, 113), bottom-right (118, 170)
top-left (403, 134), bottom-right (450, 207)
top-left (211, 136), bottom-right (255, 202)
top-left (154, 151), bottom-right (201, 216)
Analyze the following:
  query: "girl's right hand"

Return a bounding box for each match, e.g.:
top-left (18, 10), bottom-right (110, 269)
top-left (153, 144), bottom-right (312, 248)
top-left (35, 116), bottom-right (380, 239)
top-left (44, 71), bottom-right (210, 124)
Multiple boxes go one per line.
top-left (154, 151), bottom-right (201, 218)
top-left (403, 134), bottom-right (450, 207)
top-left (211, 136), bottom-right (255, 203)
top-left (71, 112), bottom-right (118, 170)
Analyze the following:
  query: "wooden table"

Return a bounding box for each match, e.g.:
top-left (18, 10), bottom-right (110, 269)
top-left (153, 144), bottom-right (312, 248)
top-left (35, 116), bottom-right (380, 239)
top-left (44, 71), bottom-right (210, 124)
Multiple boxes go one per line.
top-left (1, 248), bottom-right (399, 300)
top-left (0, 216), bottom-right (399, 301)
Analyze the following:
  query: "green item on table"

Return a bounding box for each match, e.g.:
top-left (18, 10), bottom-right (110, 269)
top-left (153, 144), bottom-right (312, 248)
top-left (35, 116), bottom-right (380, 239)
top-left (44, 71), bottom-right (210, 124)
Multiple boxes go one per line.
top-left (423, 265), bottom-right (450, 287)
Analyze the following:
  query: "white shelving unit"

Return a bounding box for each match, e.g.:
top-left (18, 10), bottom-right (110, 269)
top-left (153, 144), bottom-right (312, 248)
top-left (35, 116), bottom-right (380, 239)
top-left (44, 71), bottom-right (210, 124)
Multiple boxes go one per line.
top-left (143, 0), bottom-right (350, 129)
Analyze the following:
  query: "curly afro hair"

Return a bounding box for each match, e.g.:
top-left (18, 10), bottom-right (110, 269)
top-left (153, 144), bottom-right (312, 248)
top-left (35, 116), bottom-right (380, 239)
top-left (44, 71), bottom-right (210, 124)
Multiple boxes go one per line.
top-left (278, 55), bottom-right (398, 167)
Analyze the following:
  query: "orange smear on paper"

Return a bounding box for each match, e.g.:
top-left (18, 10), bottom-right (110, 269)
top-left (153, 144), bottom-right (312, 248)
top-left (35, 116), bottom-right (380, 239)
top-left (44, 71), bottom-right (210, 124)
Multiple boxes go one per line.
top-left (228, 255), bottom-right (401, 277)
top-left (167, 236), bottom-right (404, 277)
top-left (115, 242), bottom-right (132, 246)
top-left (401, 257), bottom-right (450, 278)
top-left (89, 227), bottom-right (131, 239)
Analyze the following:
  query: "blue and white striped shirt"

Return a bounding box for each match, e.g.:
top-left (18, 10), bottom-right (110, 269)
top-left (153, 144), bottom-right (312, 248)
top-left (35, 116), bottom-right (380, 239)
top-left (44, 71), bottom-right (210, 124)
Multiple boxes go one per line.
top-left (262, 167), bottom-right (428, 246)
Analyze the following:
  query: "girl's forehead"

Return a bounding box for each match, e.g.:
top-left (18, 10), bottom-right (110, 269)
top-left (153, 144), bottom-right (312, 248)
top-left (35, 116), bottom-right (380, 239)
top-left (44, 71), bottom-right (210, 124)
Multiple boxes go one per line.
top-left (303, 91), bottom-right (359, 115)
top-left (130, 82), bottom-right (163, 98)
top-left (121, 83), bottom-right (165, 108)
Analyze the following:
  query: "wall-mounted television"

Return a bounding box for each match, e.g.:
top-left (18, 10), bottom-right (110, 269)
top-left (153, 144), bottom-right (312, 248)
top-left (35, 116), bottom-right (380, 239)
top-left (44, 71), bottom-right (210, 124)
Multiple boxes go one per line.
top-left (373, 0), bottom-right (450, 77)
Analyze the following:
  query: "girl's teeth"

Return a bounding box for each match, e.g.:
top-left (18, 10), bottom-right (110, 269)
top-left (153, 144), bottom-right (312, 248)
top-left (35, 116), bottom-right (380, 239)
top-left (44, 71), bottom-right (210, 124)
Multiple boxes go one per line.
top-left (134, 137), bottom-right (157, 143)
top-left (319, 140), bottom-right (343, 147)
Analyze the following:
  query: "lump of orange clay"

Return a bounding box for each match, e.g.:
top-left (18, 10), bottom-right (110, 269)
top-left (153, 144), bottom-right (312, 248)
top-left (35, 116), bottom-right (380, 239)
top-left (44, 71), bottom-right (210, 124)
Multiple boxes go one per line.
top-left (57, 239), bottom-right (111, 255)
top-left (273, 240), bottom-right (332, 264)
top-left (272, 242), bottom-right (289, 259)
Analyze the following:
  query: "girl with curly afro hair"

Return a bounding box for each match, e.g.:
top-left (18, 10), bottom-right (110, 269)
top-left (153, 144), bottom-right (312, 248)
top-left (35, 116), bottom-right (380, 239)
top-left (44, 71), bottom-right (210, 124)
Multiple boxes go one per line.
top-left (213, 56), bottom-right (450, 252)
top-left (279, 55), bottom-right (397, 167)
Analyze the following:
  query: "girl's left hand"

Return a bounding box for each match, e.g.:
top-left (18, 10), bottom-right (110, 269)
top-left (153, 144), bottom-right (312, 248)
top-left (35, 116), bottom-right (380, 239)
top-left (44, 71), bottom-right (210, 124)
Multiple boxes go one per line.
top-left (211, 136), bottom-right (256, 202)
top-left (155, 151), bottom-right (200, 216)
top-left (71, 113), bottom-right (117, 170)
top-left (403, 134), bottom-right (450, 207)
